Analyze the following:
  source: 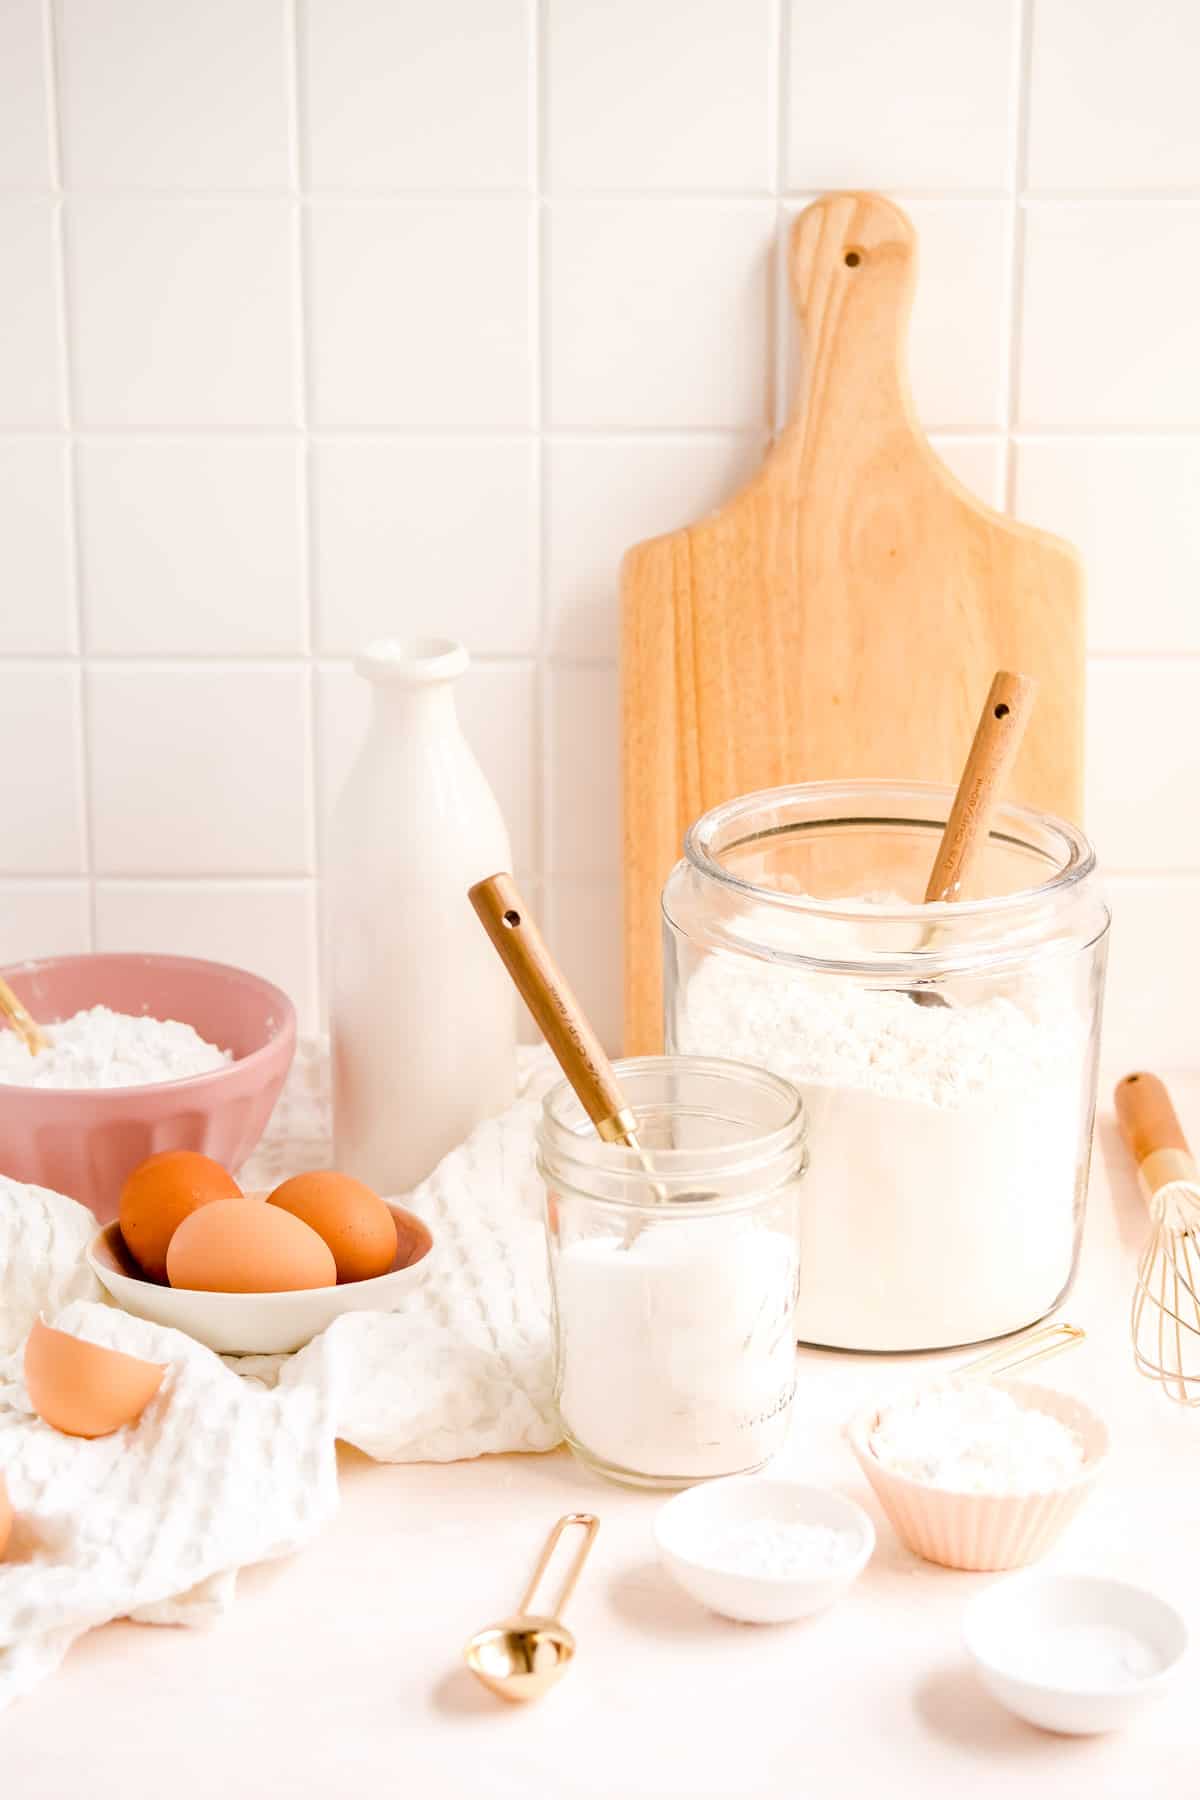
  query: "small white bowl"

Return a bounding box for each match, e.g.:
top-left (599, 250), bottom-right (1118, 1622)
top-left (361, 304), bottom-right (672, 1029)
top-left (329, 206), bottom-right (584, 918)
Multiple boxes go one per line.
top-left (964, 1573), bottom-right (1188, 1736)
top-left (654, 1475), bottom-right (875, 1624)
top-left (87, 1202), bottom-right (433, 1355)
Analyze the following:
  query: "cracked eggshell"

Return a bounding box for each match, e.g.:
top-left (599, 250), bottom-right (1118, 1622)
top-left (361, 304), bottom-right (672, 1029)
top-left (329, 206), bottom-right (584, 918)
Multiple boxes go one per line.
top-left (24, 1316), bottom-right (166, 1439)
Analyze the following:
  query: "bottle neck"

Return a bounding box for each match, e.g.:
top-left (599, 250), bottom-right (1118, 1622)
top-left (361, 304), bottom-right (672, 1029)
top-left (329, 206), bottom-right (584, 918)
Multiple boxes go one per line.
top-left (368, 677), bottom-right (461, 737)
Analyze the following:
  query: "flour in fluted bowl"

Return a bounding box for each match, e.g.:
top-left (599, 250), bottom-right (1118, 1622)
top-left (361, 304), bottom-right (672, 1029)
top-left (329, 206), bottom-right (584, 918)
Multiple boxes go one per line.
top-left (869, 1383), bottom-right (1086, 1494)
top-left (674, 893), bottom-right (1088, 1350)
top-left (0, 1005), bottom-right (232, 1089)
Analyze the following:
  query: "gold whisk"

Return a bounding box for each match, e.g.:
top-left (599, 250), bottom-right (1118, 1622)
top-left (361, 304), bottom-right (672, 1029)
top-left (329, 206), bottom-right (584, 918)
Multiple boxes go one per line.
top-left (1115, 1072), bottom-right (1200, 1405)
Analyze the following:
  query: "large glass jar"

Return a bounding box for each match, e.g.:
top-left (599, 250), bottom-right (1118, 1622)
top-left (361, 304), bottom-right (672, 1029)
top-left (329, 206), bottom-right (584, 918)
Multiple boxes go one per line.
top-left (662, 783), bottom-right (1110, 1354)
top-left (537, 1057), bottom-right (807, 1488)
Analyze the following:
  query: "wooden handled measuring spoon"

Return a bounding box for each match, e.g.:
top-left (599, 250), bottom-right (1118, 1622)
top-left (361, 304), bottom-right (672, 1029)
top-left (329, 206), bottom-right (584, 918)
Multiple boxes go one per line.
top-left (469, 873), bottom-right (705, 1239)
top-left (909, 669), bottom-right (1037, 1005)
top-left (0, 975), bottom-right (48, 1056)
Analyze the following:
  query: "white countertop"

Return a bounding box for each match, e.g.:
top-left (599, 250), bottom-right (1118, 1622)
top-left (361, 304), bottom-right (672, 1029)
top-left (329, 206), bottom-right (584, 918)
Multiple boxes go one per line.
top-left (4, 1087), bottom-right (1198, 1798)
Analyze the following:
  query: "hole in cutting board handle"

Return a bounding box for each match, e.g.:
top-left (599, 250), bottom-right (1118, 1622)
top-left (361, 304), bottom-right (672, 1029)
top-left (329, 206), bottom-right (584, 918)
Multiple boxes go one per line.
top-left (844, 250), bottom-right (862, 267)
top-left (994, 703), bottom-right (1010, 719)
top-left (503, 910), bottom-right (520, 928)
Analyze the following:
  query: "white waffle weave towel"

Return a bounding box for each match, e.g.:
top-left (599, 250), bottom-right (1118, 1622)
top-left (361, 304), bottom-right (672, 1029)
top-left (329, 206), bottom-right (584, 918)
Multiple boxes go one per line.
top-left (0, 1044), bottom-right (560, 1709)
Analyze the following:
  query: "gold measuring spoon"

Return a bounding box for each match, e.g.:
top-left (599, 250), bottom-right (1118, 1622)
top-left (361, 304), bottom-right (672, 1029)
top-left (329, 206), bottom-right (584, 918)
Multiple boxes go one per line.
top-left (464, 1512), bottom-right (599, 1703)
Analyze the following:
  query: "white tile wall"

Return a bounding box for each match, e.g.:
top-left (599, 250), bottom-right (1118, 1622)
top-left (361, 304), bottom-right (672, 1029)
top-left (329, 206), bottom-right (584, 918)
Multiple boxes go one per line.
top-left (1, 0), bottom-right (1198, 1063)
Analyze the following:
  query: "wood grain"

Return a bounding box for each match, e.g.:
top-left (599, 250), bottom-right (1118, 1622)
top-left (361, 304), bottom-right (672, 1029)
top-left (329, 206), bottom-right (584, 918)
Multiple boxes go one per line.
top-left (468, 872), bottom-right (634, 1140)
top-left (621, 191), bottom-right (1084, 1053)
top-left (1115, 1073), bottom-right (1193, 1166)
top-left (924, 670), bottom-right (1037, 902)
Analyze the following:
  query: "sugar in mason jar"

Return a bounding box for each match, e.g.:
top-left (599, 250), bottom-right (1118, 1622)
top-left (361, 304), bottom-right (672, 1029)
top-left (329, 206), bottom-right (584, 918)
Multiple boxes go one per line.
top-left (536, 1057), bottom-right (807, 1488)
top-left (662, 782), bottom-right (1110, 1354)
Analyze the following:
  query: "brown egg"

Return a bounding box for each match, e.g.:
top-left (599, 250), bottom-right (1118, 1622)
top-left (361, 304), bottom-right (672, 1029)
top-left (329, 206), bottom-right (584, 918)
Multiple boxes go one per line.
top-left (167, 1195), bottom-right (336, 1293)
top-left (266, 1170), bottom-right (398, 1284)
top-left (0, 1473), bottom-right (11, 1560)
top-left (119, 1150), bottom-right (243, 1282)
top-left (24, 1316), bottom-right (166, 1439)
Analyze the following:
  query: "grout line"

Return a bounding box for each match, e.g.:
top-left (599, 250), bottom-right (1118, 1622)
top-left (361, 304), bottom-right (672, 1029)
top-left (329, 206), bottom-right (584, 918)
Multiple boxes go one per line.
top-left (533, 0), bottom-right (551, 888)
top-left (42, 0), bottom-right (97, 952)
top-left (9, 422), bottom-right (1200, 444)
top-left (13, 647), bottom-right (1200, 668)
top-left (284, 0), bottom-right (322, 1020)
top-left (1002, 0), bottom-right (1036, 510)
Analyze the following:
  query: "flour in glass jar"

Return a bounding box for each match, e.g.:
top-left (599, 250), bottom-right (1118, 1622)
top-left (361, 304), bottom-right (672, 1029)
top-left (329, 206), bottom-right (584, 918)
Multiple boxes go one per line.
top-left (675, 902), bottom-right (1088, 1351)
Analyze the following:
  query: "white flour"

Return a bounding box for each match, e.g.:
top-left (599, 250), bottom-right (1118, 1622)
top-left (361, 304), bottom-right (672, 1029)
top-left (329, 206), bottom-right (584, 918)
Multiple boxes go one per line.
top-left (691, 1517), bottom-right (857, 1579)
top-left (0, 1005), bottom-right (231, 1089)
top-left (869, 1383), bottom-right (1085, 1493)
top-left (555, 1220), bottom-right (798, 1481)
top-left (674, 907), bottom-right (1087, 1350)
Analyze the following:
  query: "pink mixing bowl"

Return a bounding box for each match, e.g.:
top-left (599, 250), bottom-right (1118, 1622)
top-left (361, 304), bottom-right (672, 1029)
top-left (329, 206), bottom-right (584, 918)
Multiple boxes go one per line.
top-left (0, 953), bottom-right (296, 1222)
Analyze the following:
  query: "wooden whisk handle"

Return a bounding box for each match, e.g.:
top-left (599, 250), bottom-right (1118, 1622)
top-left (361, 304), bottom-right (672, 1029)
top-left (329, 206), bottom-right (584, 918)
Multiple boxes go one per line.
top-left (924, 671), bottom-right (1038, 903)
top-left (1115, 1072), bottom-right (1197, 1187)
top-left (469, 873), bottom-right (635, 1143)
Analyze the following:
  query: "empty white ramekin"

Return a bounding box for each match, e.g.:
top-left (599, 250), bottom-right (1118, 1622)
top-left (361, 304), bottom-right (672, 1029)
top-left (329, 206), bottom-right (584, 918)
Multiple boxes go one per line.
top-left (846, 1379), bottom-right (1109, 1573)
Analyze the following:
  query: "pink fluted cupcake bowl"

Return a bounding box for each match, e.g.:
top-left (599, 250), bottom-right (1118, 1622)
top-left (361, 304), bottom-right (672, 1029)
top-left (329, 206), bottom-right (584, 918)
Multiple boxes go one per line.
top-left (0, 954), bottom-right (296, 1223)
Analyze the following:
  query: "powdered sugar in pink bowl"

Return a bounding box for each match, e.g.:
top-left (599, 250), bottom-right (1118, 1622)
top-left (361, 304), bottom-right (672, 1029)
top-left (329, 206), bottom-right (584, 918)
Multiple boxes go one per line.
top-left (0, 954), bottom-right (296, 1222)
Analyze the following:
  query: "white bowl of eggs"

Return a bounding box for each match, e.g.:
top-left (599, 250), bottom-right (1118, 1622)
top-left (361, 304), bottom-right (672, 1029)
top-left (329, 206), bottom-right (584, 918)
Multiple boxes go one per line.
top-left (87, 1151), bottom-right (433, 1354)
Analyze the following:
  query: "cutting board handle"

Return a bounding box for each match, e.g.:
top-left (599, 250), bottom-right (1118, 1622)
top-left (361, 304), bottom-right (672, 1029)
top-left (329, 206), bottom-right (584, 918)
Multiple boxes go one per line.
top-left (784, 192), bottom-right (919, 444)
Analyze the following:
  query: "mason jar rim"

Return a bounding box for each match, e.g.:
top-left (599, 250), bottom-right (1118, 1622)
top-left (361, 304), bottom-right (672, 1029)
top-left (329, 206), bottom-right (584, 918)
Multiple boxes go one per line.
top-left (682, 780), bottom-right (1096, 924)
top-left (537, 1054), bottom-right (806, 1216)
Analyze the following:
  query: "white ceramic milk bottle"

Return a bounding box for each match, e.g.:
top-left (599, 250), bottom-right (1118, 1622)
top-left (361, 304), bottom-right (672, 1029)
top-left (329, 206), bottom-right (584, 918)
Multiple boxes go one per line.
top-left (328, 637), bottom-right (517, 1194)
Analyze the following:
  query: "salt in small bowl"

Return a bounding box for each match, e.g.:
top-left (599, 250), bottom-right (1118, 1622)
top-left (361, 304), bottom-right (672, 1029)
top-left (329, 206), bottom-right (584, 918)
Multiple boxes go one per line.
top-left (964, 1572), bottom-right (1188, 1736)
top-left (654, 1475), bottom-right (875, 1624)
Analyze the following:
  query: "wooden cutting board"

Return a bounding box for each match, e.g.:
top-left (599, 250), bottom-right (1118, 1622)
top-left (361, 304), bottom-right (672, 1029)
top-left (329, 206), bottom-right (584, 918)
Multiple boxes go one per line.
top-left (621, 190), bottom-right (1084, 1054)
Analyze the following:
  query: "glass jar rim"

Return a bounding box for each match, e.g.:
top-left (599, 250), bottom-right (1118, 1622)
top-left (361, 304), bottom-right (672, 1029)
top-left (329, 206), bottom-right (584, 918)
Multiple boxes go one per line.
top-left (538, 1054), bottom-right (806, 1215)
top-left (682, 779), bottom-right (1096, 925)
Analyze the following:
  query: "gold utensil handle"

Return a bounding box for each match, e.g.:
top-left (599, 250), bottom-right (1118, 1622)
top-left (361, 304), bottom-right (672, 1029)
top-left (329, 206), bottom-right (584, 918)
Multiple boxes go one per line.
top-left (1115, 1070), bottom-right (1200, 1198)
top-left (924, 670), bottom-right (1038, 903)
top-left (469, 873), bottom-right (635, 1143)
top-left (0, 975), bottom-right (48, 1056)
top-left (955, 1321), bottom-right (1085, 1382)
top-left (518, 1512), bottom-right (599, 1621)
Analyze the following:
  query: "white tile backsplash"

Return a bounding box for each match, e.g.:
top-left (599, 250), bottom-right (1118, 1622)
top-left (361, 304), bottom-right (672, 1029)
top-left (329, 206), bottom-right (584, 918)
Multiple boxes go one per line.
top-left (1020, 205), bottom-right (1200, 428)
top-left (0, 0), bottom-right (50, 187)
top-left (87, 667), bottom-right (311, 876)
top-left (0, 666), bottom-right (85, 873)
top-left (306, 198), bottom-right (534, 427)
top-left (313, 439), bottom-right (538, 655)
top-left (2, 2), bottom-right (1200, 1061)
top-left (56, 0), bottom-right (290, 189)
top-left (67, 198), bottom-right (297, 426)
top-left (95, 880), bottom-right (319, 1032)
top-left (1016, 440), bottom-right (1200, 654)
top-left (0, 440), bottom-right (73, 652)
top-left (0, 198), bottom-right (63, 425)
top-left (77, 441), bottom-right (305, 655)
top-left (786, 0), bottom-right (1017, 192)
top-left (1027, 0), bottom-right (1200, 191)
top-left (0, 883), bottom-right (90, 963)
top-left (546, 663), bottom-right (619, 877)
top-left (547, 0), bottom-right (773, 192)
top-left (303, 0), bottom-right (532, 190)
top-left (550, 200), bottom-right (773, 428)
top-left (548, 434), bottom-right (765, 659)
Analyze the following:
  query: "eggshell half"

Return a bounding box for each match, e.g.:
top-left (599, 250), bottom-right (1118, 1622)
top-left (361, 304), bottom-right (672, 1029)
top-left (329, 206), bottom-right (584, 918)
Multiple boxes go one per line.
top-left (167, 1195), bottom-right (337, 1293)
top-left (24, 1316), bottom-right (166, 1439)
top-left (267, 1170), bottom-right (398, 1283)
top-left (119, 1149), bottom-right (243, 1283)
top-left (0, 1474), bottom-right (11, 1560)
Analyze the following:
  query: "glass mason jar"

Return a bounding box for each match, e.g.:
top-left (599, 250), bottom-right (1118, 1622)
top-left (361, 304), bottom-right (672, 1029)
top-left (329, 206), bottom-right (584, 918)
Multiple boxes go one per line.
top-left (662, 782), bottom-right (1110, 1354)
top-left (537, 1056), bottom-right (807, 1489)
